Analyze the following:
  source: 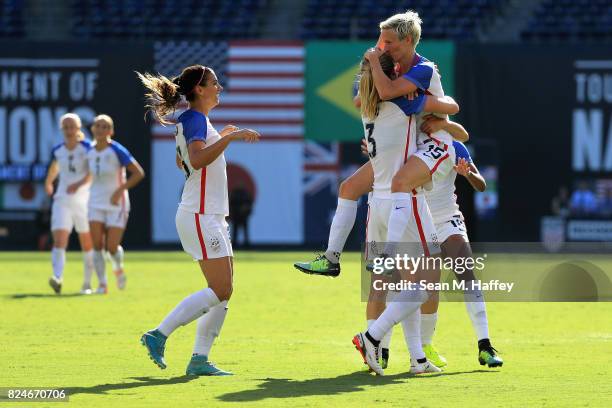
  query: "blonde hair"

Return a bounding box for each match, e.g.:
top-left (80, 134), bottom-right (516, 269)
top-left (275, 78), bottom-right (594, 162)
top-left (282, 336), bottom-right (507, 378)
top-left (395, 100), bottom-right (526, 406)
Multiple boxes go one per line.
top-left (59, 112), bottom-right (85, 141)
top-left (94, 114), bottom-right (114, 128)
top-left (379, 10), bottom-right (422, 48)
top-left (359, 51), bottom-right (396, 120)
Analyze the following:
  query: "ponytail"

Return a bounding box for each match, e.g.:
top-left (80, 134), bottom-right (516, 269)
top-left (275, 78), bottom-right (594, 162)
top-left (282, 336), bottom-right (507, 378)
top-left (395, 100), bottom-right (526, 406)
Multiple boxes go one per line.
top-left (358, 51), bottom-right (400, 120)
top-left (137, 72), bottom-right (182, 125)
top-left (137, 64), bottom-right (210, 125)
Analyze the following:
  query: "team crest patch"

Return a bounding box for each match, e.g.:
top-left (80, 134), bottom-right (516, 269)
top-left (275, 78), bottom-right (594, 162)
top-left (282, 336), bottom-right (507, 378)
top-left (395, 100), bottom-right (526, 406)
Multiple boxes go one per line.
top-left (209, 236), bottom-right (221, 251)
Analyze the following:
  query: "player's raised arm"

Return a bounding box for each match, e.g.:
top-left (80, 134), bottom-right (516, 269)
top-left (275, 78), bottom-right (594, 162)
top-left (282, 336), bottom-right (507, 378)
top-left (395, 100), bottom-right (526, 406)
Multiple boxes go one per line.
top-left (365, 48), bottom-right (418, 100)
top-left (453, 141), bottom-right (486, 192)
top-left (187, 128), bottom-right (259, 169)
top-left (421, 115), bottom-right (469, 141)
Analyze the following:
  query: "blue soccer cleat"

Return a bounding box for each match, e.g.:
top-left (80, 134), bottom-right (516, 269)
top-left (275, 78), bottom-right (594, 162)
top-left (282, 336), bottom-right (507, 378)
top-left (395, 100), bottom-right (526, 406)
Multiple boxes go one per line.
top-left (140, 329), bottom-right (167, 369)
top-left (186, 355), bottom-right (233, 376)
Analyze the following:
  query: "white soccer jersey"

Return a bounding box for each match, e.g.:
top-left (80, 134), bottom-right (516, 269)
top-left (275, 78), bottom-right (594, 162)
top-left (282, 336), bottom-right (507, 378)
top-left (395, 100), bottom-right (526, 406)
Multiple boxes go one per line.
top-left (87, 140), bottom-right (135, 211)
top-left (51, 140), bottom-right (92, 201)
top-left (425, 141), bottom-right (473, 222)
top-left (403, 54), bottom-right (453, 145)
top-left (175, 109), bottom-right (228, 215)
top-left (364, 95), bottom-right (426, 199)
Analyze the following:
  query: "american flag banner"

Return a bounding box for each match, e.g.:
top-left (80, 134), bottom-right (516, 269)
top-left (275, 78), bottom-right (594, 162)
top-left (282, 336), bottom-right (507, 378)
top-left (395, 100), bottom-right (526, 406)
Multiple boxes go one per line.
top-left (151, 41), bottom-right (304, 140)
top-left (151, 41), bottom-right (305, 244)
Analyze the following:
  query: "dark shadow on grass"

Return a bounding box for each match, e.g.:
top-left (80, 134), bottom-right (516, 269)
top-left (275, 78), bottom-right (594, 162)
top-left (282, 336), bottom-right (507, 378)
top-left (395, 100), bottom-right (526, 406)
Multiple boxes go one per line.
top-left (64, 376), bottom-right (197, 396)
top-left (217, 369), bottom-right (496, 402)
top-left (7, 293), bottom-right (87, 299)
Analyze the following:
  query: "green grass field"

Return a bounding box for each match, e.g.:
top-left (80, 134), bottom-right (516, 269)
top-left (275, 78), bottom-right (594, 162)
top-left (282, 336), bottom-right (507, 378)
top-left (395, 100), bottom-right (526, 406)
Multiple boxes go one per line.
top-left (1, 251), bottom-right (611, 407)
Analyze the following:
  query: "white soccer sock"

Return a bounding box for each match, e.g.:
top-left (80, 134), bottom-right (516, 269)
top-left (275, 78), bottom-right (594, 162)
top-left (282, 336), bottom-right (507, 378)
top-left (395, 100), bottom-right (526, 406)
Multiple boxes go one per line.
top-left (193, 300), bottom-right (229, 356)
top-left (109, 245), bottom-right (124, 272)
top-left (420, 312), bottom-right (438, 345)
top-left (82, 250), bottom-right (94, 286)
top-left (368, 288), bottom-right (429, 341)
top-left (157, 288), bottom-right (221, 337)
top-left (401, 308), bottom-right (426, 361)
top-left (464, 288), bottom-right (489, 340)
top-left (382, 192), bottom-right (414, 256)
top-left (51, 247), bottom-right (66, 280)
top-left (379, 291), bottom-right (399, 349)
top-left (325, 198), bottom-right (358, 263)
top-left (93, 250), bottom-right (107, 285)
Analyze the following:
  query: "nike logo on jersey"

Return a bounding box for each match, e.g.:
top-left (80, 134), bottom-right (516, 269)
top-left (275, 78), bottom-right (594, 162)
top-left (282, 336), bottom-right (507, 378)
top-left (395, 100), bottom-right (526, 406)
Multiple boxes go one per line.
top-left (395, 206), bottom-right (408, 210)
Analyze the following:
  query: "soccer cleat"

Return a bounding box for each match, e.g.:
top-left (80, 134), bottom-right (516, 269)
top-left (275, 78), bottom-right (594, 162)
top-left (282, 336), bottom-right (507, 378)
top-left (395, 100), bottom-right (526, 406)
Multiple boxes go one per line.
top-left (95, 284), bottom-right (108, 295)
top-left (365, 254), bottom-right (395, 276)
top-left (114, 269), bottom-right (127, 290)
top-left (140, 329), bottom-right (167, 369)
top-left (352, 332), bottom-right (384, 376)
top-left (80, 284), bottom-right (93, 295)
top-left (186, 355), bottom-right (233, 376)
top-left (478, 340), bottom-right (503, 367)
top-left (48, 276), bottom-right (62, 294)
top-left (423, 344), bottom-right (447, 368)
top-left (410, 359), bottom-right (442, 374)
top-left (381, 348), bottom-right (390, 369)
top-left (294, 255), bottom-right (340, 277)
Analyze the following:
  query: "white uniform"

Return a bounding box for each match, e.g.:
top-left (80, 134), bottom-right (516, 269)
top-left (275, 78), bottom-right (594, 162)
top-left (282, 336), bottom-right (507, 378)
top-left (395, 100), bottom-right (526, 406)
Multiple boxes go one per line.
top-left (50, 140), bottom-right (92, 233)
top-left (174, 109), bottom-right (232, 260)
top-left (403, 54), bottom-right (456, 189)
top-left (364, 96), bottom-right (440, 259)
top-left (87, 140), bottom-right (135, 228)
top-left (426, 141), bottom-right (473, 243)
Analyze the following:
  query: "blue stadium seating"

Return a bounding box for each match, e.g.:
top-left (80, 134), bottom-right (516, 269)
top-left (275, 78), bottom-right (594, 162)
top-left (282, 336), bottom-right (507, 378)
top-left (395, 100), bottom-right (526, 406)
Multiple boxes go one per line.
top-left (299, 0), bottom-right (507, 40)
top-left (521, 0), bottom-right (612, 41)
top-left (0, 0), bottom-right (25, 38)
top-left (70, 0), bottom-right (267, 39)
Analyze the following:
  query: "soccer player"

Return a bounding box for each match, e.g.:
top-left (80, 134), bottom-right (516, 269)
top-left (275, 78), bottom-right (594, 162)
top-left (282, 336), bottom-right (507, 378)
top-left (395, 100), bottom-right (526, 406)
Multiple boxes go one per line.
top-left (352, 50), bottom-right (461, 375)
top-left (137, 65), bottom-right (259, 376)
top-left (44, 113), bottom-right (95, 294)
top-left (87, 114), bottom-right (145, 294)
top-left (295, 10), bottom-right (464, 277)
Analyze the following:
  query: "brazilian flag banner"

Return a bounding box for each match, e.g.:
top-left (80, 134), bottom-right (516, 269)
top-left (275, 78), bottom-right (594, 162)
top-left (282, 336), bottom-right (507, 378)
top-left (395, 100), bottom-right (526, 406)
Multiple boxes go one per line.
top-left (305, 41), bottom-right (455, 142)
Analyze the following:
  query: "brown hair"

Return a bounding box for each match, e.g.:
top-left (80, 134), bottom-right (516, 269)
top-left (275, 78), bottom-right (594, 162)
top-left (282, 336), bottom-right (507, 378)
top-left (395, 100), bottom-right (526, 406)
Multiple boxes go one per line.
top-left (359, 51), bottom-right (396, 120)
top-left (137, 65), bottom-right (212, 125)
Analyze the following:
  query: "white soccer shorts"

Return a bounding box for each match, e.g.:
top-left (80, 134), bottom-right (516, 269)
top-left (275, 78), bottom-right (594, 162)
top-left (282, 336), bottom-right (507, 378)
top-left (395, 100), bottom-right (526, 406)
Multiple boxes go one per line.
top-left (176, 209), bottom-right (233, 260)
top-left (414, 137), bottom-right (456, 189)
top-left (435, 213), bottom-right (469, 244)
top-left (88, 207), bottom-right (130, 229)
top-left (51, 198), bottom-right (90, 233)
top-left (365, 195), bottom-right (441, 260)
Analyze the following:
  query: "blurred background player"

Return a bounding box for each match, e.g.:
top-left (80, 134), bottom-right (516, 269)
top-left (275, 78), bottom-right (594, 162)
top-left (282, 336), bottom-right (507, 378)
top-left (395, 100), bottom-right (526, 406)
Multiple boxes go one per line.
top-left (44, 113), bottom-right (95, 295)
top-left (87, 114), bottom-right (145, 294)
top-left (138, 64), bottom-right (259, 376)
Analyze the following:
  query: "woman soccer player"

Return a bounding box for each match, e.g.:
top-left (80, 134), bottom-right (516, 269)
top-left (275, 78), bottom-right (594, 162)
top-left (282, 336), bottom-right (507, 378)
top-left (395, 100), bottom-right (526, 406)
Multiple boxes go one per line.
top-left (45, 113), bottom-right (95, 294)
top-left (87, 114), bottom-right (145, 294)
top-left (350, 51), bottom-right (459, 375)
top-left (138, 64), bottom-right (259, 376)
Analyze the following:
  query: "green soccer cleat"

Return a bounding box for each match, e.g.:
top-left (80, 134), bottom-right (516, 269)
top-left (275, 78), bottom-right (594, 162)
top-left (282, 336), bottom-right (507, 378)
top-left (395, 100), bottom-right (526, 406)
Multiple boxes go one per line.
top-left (186, 355), bottom-right (233, 376)
top-left (294, 254), bottom-right (340, 277)
top-left (381, 348), bottom-right (390, 369)
top-left (478, 339), bottom-right (503, 368)
top-left (140, 329), bottom-right (167, 369)
top-left (423, 344), bottom-right (447, 368)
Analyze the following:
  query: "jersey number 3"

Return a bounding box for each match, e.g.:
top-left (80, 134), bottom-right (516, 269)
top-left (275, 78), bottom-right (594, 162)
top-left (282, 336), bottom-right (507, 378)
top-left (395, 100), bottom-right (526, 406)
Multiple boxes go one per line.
top-left (365, 123), bottom-right (376, 158)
